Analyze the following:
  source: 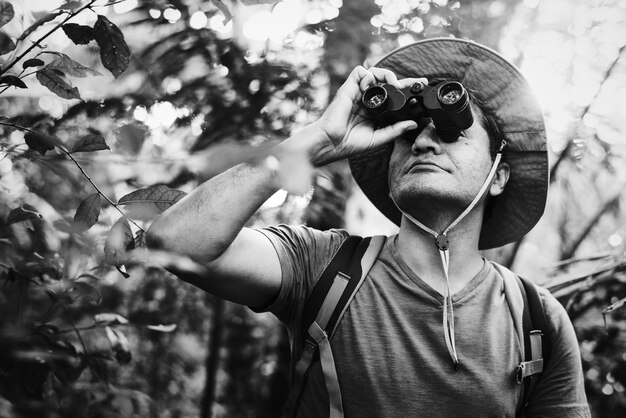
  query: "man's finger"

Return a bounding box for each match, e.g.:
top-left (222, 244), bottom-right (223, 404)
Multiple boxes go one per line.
top-left (367, 67), bottom-right (400, 88)
top-left (337, 66), bottom-right (371, 100)
top-left (398, 77), bottom-right (429, 89)
top-left (358, 71), bottom-right (377, 92)
top-left (372, 120), bottom-right (418, 147)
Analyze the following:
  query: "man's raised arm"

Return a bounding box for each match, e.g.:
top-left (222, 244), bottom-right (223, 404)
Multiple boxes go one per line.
top-left (145, 124), bottom-right (329, 309)
top-left (145, 66), bottom-right (421, 308)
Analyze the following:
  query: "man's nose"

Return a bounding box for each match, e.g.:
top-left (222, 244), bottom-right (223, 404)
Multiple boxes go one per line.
top-left (410, 124), bottom-right (442, 155)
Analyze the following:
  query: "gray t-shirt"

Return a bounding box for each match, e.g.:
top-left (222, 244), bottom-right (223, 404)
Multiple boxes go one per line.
top-left (257, 225), bottom-right (590, 418)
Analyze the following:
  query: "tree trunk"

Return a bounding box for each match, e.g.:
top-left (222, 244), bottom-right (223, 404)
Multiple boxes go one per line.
top-left (200, 297), bottom-right (226, 418)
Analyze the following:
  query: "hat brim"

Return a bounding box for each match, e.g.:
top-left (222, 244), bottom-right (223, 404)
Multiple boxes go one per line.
top-left (348, 38), bottom-right (548, 249)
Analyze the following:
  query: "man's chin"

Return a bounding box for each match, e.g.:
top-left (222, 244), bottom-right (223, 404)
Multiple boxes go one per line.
top-left (393, 188), bottom-right (471, 214)
top-left (394, 184), bottom-right (452, 203)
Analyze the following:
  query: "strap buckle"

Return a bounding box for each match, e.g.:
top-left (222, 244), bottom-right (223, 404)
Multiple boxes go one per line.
top-left (515, 359), bottom-right (544, 384)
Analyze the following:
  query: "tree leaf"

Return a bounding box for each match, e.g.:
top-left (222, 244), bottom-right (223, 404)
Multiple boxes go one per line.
top-left (6, 206), bottom-right (42, 225)
top-left (73, 193), bottom-right (101, 232)
top-left (70, 133), bottom-right (109, 153)
top-left (0, 1), bottom-right (14, 28)
top-left (238, 0), bottom-right (279, 5)
top-left (25, 131), bottom-right (57, 155)
top-left (118, 185), bottom-right (186, 214)
top-left (0, 75), bottom-right (26, 88)
top-left (0, 31), bottom-right (15, 55)
top-left (45, 52), bottom-right (101, 77)
top-left (134, 229), bottom-right (146, 248)
top-left (105, 326), bottom-right (131, 364)
top-left (115, 265), bottom-right (130, 278)
top-left (62, 281), bottom-right (102, 305)
top-left (104, 217), bottom-right (134, 266)
top-left (93, 15), bottom-right (131, 78)
top-left (36, 68), bottom-right (80, 99)
top-left (212, 0), bottom-right (232, 22)
top-left (85, 356), bottom-right (109, 385)
top-left (76, 273), bottom-right (100, 281)
top-left (116, 122), bottom-right (147, 155)
top-left (146, 324), bottom-right (177, 333)
top-left (62, 23), bottom-right (94, 45)
top-left (95, 313), bottom-right (128, 325)
top-left (58, 1), bottom-right (85, 11)
top-left (18, 11), bottom-right (62, 41)
top-left (23, 58), bottom-right (45, 69)
top-left (26, 259), bottom-right (61, 280)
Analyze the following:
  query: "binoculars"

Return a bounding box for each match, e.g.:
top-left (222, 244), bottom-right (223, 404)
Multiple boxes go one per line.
top-left (360, 81), bottom-right (473, 142)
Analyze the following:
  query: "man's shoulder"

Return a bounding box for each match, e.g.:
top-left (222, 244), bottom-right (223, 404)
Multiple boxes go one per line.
top-left (258, 223), bottom-right (350, 244)
top-left (488, 261), bottom-right (573, 338)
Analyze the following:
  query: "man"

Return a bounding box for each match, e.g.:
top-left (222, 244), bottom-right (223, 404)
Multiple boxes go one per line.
top-left (147, 38), bottom-right (590, 417)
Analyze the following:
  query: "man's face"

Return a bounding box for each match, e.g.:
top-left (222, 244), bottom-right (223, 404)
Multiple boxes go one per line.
top-left (388, 107), bottom-right (499, 215)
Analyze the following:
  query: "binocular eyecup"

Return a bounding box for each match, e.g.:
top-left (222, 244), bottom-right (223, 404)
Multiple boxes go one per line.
top-left (361, 81), bottom-right (473, 143)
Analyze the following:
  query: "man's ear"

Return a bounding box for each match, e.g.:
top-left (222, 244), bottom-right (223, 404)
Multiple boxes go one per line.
top-left (489, 162), bottom-right (510, 197)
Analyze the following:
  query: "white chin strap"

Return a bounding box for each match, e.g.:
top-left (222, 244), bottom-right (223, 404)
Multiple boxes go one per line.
top-left (391, 143), bottom-right (505, 369)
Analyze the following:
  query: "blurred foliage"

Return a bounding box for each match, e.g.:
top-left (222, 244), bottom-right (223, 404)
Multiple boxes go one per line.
top-left (0, 0), bottom-right (625, 417)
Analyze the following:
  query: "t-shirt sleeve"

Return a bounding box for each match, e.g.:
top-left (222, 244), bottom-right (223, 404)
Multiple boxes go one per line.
top-left (523, 288), bottom-right (591, 418)
top-left (253, 224), bottom-right (349, 329)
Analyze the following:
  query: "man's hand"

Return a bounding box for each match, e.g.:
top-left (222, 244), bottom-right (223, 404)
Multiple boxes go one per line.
top-left (315, 66), bottom-right (428, 161)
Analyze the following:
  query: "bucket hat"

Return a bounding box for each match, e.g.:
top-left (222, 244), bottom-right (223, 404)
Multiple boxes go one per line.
top-left (348, 38), bottom-right (548, 249)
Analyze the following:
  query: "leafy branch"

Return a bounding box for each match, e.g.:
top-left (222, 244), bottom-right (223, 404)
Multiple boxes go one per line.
top-left (0, 120), bottom-right (144, 232)
top-left (506, 43), bottom-right (626, 269)
top-left (0, 0), bottom-right (98, 77)
top-left (560, 186), bottom-right (624, 260)
top-left (543, 255), bottom-right (626, 317)
top-left (60, 303), bottom-right (106, 387)
top-left (0, 65), bottom-right (41, 95)
top-left (549, 43), bottom-right (626, 183)
top-left (52, 320), bottom-right (176, 336)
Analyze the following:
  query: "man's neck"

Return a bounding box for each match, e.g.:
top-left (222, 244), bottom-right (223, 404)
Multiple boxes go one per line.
top-left (395, 211), bottom-right (485, 297)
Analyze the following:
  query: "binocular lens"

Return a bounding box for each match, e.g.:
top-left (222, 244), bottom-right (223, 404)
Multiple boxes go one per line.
top-left (366, 93), bottom-right (386, 108)
top-left (440, 89), bottom-right (462, 105)
top-left (362, 86), bottom-right (388, 111)
top-left (436, 81), bottom-right (469, 113)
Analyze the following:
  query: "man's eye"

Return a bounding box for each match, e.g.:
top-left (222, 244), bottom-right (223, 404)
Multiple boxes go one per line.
top-left (401, 131), bottom-right (415, 142)
top-left (416, 117), bottom-right (431, 132)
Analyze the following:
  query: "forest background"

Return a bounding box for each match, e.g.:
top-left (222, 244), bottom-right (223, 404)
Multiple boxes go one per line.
top-left (1, 0), bottom-right (625, 417)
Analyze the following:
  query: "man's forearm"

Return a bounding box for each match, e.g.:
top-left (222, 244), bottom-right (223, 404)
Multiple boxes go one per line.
top-left (146, 123), bottom-right (329, 262)
top-left (146, 161), bottom-right (278, 261)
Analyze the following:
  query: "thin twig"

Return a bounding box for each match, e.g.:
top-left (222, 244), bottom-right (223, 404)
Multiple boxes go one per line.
top-left (40, 300), bottom-right (59, 324)
top-left (0, 68), bottom-right (28, 95)
top-left (549, 43), bottom-right (626, 183)
top-left (0, 0), bottom-right (98, 77)
top-left (63, 151), bottom-right (145, 232)
top-left (55, 322), bottom-right (128, 336)
top-left (62, 303), bottom-right (109, 389)
top-left (0, 121), bottom-right (145, 232)
top-left (560, 189), bottom-right (623, 260)
top-left (20, 70), bottom-right (41, 79)
top-left (550, 249), bottom-right (621, 269)
top-left (507, 43), bottom-right (626, 268)
top-left (103, 0), bottom-right (134, 7)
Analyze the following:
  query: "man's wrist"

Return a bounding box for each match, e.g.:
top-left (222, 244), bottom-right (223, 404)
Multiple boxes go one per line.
top-left (279, 122), bottom-right (338, 168)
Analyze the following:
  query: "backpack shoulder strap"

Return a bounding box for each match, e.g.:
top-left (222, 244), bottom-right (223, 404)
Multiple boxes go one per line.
top-left (283, 235), bottom-right (386, 418)
top-left (301, 235), bottom-right (364, 335)
top-left (493, 262), bottom-right (550, 412)
top-left (518, 276), bottom-right (551, 410)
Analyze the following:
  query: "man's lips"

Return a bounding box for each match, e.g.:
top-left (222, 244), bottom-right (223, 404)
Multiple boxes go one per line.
top-left (406, 160), bottom-right (447, 173)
